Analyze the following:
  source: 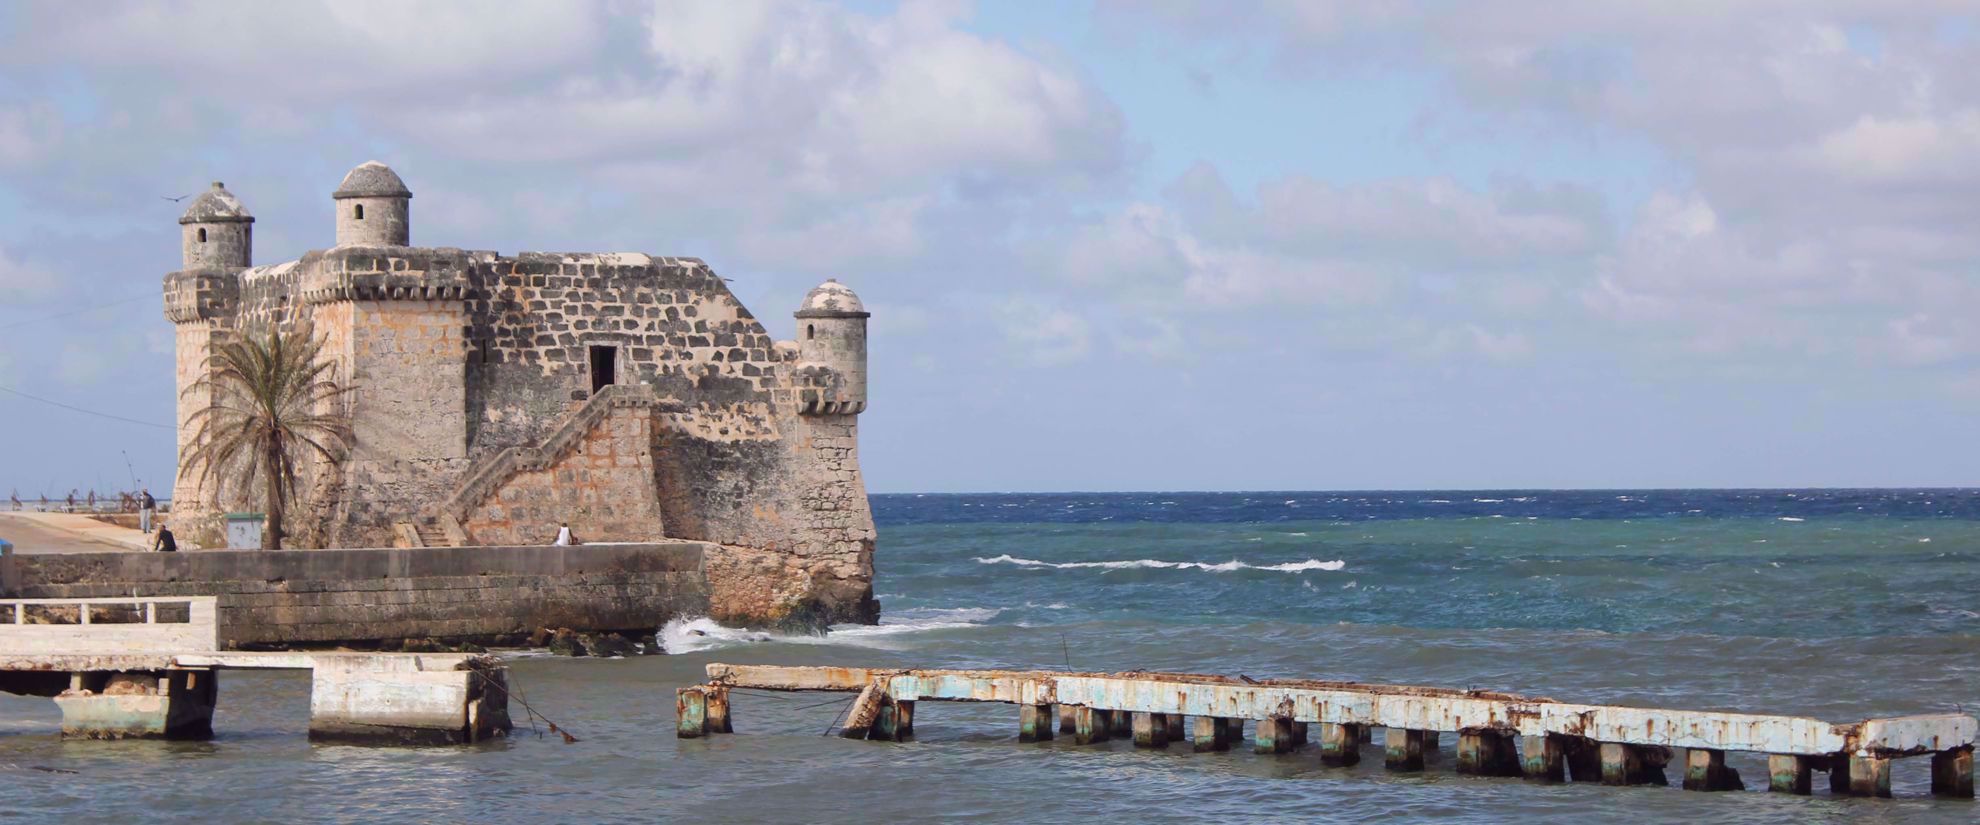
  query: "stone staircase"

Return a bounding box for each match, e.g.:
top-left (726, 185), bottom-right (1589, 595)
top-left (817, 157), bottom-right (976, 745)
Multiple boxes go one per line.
top-left (428, 384), bottom-right (679, 541)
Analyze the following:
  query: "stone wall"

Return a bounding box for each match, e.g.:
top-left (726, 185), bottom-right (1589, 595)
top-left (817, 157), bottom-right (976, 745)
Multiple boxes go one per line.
top-left (3, 544), bottom-right (708, 647)
top-left (461, 398), bottom-right (666, 547)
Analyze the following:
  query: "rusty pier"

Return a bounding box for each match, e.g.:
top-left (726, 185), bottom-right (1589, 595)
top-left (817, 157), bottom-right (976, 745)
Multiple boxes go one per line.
top-left (680, 664), bottom-right (1976, 801)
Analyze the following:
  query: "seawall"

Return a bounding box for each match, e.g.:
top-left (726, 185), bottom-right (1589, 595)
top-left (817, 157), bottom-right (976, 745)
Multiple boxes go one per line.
top-left (0, 543), bottom-right (710, 647)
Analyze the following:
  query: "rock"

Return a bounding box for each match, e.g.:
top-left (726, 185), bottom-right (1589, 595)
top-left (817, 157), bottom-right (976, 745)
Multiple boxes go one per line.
top-left (547, 628), bottom-right (582, 657)
top-left (400, 638), bottom-right (444, 653)
top-left (587, 633), bottom-right (637, 658)
top-left (526, 627), bottom-right (553, 648)
top-left (635, 632), bottom-right (662, 655)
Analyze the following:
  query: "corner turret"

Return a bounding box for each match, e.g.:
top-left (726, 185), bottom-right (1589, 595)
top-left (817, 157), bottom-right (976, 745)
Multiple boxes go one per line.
top-left (179, 182), bottom-right (253, 270)
top-left (794, 279), bottom-right (869, 415)
top-left (333, 161), bottom-right (411, 247)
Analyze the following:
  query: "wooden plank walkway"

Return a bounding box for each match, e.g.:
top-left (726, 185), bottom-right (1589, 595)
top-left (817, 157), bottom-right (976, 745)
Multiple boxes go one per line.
top-left (682, 663), bottom-right (1975, 800)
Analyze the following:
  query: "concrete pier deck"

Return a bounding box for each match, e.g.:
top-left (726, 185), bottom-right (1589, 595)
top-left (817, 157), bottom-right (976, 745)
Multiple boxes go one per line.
top-left (684, 664), bottom-right (1976, 800)
top-left (0, 596), bottom-right (510, 743)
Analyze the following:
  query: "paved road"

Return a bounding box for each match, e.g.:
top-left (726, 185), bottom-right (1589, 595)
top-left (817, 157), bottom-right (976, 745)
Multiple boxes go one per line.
top-left (0, 513), bottom-right (143, 554)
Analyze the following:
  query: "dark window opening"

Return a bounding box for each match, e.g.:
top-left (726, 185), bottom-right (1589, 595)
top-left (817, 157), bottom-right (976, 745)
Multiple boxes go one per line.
top-left (589, 345), bottom-right (617, 393)
top-left (197, 228), bottom-right (207, 243)
top-left (354, 204), bottom-right (365, 220)
top-left (806, 324), bottom-right (814, 340)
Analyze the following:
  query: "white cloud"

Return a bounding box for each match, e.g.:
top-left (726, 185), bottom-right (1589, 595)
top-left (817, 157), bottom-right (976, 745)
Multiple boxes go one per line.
top-left (995, 297), bottom-right (1092, 366)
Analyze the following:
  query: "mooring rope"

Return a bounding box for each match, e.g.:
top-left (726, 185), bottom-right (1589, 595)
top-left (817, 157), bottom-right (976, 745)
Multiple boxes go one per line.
top-left (477, 667), bottom-right (579, 743)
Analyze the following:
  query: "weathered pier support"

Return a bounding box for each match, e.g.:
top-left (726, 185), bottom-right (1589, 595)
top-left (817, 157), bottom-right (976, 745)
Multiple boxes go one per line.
top-left (1768, 754), bottom-right (1812, 794)
top-left (1456, 729), bottom-right (1522, 777)
top-left (1074, 706), bottom-right (1111, 744)
top-left (52, 669), bottom-right (218, 740)
top-left (1599, 743), bottom-right (1671, 786)
top-left (695, 663), bottom-right (1980, 803)
top-left (1386, 728), bottom-right (1428, 771)
top-left (1933, 747), bottom-right (1974, 799)
top-left (1319, 722), bottom-right (1363, 766)
top-left (1848, 753), bottom-right (1893, 798)
top-left (1132, 711), bottom-right (1168, 747)
top-left (1255, 717), bottom-right (1293, 754)
top-left (1682, 748), bottom-right (1745, 791)
top-left (1521, 734), bottom-right (1564, 782)
top-left (1020, 703), bottom-right (1054, 742)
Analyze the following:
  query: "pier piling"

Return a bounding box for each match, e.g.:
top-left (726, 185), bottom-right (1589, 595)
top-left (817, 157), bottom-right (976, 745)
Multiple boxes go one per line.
top-left (1385, 728), bottom-right (1426, 771)
top-left (1020, 703), bottom-right (1054, 742)
top-left (1192, 715), bottom-right (1225, 752)
top-left (1456, 729), bottom-right (1521, 777)
top-left (1933, 747), bottom-right (1974, 798)
top-left (1110, 707), bottom-right (1133, 737)
top-left (1520, 735), bottom-right (1564, 782)
top-left (1768, 754), bottom-right (1812, 794)
top-left (1682, 748), bottom-right (1745, 791)
top-left (1132, 712), bottom-right (1168, 747)
top-left (1058, 703), bottom-right (1076, 734)
top-left (676, 687), bottom-right (707, 739)
top-left (1255, 717), bottom-right (1292, 754)
top-left (705, 687), bottom-right (732, 734)
top-left (1074, 706), bottom-right (1109, 744)
top-left (1319, 722), bottom-right (1363, 767)
top-left (1849, 753), bottom-right (1892, 798)
top-left (1598, 743), bottom-right (1669, 786)
top-left (1166, 712), bottom-right (1185, 743)
top-left (870, 699), bottom-right (905, 742)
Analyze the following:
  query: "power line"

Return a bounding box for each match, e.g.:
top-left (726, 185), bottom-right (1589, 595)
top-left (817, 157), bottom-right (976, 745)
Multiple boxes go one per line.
top-left (0, 293), bottom-right (154, 331)
top-left (0, 385), bottom-right (171, 429)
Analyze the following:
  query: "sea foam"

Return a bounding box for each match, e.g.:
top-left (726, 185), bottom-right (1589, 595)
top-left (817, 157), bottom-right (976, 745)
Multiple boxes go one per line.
top-left (659, 607), bottom-right (997, 654)
top-left (973, 554), bottom-right (1345, 573)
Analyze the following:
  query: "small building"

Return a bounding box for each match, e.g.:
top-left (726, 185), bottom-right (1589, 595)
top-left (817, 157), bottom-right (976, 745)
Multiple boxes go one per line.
top-left (162, 164), bottom-right (876, 626)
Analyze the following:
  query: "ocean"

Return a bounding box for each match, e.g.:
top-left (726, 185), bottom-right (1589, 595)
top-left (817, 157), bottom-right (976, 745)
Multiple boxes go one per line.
top-left (3, 489), bottom-right (1977, 822)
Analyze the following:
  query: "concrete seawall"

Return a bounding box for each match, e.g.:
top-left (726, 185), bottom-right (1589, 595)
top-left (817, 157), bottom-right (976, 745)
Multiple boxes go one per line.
top-left (2, 543), bottom-right (710, 646)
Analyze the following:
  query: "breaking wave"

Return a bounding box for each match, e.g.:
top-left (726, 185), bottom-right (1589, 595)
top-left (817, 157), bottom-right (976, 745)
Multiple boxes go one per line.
top-left (973, 554), bottom-right (1345, 573)
top-left (659, 608), bottom-right (998, 654)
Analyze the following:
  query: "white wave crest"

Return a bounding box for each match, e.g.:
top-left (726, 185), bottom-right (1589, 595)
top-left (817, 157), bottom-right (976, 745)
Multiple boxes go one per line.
top-left (973, 554), bottom-right (1345, 573)
top-left (1777, 517), bottom-right (1805, 522)
top-left (659, 608), bottom-right (997, 654)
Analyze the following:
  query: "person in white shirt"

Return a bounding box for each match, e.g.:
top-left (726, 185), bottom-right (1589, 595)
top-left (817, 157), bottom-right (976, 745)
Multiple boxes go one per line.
top-left (553, 522), bottom-right (576, 546)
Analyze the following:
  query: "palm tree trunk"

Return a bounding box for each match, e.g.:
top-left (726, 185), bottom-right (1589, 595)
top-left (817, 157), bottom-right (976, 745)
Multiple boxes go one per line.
top-left (264, 442), bottom-right (284, 550)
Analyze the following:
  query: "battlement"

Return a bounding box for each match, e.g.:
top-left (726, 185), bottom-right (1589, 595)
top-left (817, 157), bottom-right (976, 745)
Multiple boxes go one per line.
top-left (161, 270), bottom-right (241, 324)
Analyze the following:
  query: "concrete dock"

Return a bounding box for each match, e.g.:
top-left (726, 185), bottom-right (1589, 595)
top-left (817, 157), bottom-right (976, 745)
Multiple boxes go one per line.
top-left (683, 664), bottom-right (1975, 801)
top-left (0, 595), bottom-right (510, 743)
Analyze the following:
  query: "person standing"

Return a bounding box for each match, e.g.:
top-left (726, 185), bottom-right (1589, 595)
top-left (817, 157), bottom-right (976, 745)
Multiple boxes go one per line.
top-left (139, 489), bottom-right (157, 534)
top-left (152, 523), bottom-right (177, 553)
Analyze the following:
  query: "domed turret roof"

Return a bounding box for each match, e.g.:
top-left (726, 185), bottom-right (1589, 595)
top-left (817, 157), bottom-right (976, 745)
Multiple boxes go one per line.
top-left (332, 160), bottom-right (412, 199)
top-left (795, 279), bottom-right (869, 318)
top-left (178, 182), bottom-right (254, 224)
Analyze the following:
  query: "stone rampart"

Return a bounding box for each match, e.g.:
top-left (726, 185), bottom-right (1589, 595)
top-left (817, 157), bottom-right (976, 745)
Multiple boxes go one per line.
top-left (2, 543), bottom-right (708, 647)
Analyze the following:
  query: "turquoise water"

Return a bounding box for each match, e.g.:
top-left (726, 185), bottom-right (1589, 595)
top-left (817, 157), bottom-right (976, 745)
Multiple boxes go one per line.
top-left (2, 489), bottom-right (1976, 822)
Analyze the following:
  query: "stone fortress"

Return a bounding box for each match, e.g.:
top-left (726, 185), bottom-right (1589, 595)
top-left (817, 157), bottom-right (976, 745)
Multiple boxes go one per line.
top-left (162, 162), bottom-right (876, 626)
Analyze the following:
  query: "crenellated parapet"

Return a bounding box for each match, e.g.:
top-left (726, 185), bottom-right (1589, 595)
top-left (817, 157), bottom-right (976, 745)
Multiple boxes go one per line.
top-left (297, 247), bottom-right (480, 304)
top-left (162, 270), bottom-right (241, 324)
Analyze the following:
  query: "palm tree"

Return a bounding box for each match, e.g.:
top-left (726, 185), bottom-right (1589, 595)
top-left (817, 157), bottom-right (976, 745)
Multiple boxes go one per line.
top-left (179, 325), bottom-right (355, 549)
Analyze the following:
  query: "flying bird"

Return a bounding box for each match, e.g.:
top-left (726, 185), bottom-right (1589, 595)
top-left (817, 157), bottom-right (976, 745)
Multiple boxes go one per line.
top-left (161, 193), bottom-right (192, 202)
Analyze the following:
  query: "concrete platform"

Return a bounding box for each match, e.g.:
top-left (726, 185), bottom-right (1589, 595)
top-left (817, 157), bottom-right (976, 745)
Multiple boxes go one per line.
top-left (0, 596), bottom-right (510, 744)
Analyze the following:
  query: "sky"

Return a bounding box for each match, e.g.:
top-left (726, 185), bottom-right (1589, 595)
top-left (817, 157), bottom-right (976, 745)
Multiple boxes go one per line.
top-left (1, 1), bottom-right (1978, 495)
